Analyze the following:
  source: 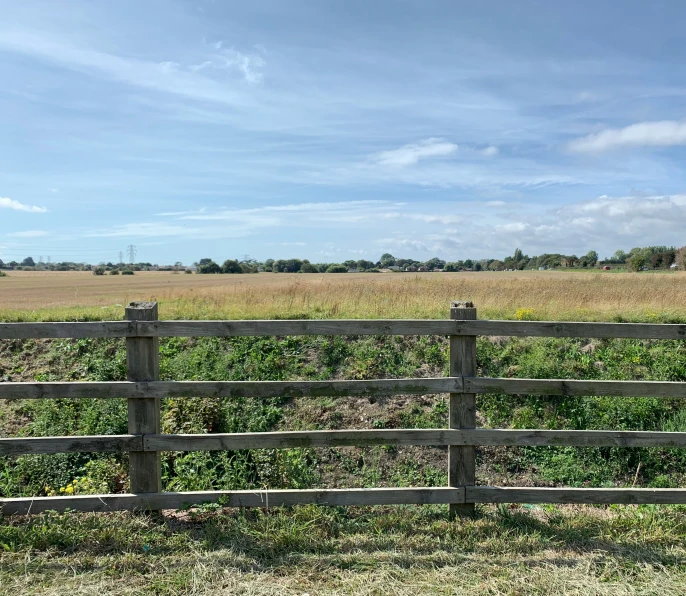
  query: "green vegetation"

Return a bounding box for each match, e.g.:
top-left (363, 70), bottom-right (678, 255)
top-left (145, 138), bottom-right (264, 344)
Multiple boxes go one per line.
top-left (3, 504), bottom-right (686, 594)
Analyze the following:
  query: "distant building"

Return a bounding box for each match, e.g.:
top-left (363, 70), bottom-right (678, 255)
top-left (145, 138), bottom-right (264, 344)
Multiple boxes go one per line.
top-left (388, 265), bottom-right (401, 271)
top-left (347, 268), bottom-right (360, 273)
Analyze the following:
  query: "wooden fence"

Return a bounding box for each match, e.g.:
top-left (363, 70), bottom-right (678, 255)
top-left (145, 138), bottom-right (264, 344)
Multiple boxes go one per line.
top-left (2, 300), bottom-right (686, 516)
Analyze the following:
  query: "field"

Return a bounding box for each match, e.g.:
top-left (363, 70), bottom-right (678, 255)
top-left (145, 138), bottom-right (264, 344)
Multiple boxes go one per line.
top-left (2, 269), bottom-right (686, 322)
top-left (3, 270), bottom-right (686, 594)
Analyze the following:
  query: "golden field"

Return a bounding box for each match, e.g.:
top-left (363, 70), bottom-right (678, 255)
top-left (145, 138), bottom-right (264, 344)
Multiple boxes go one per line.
top-left (1, 269), bottom-right (685, 321)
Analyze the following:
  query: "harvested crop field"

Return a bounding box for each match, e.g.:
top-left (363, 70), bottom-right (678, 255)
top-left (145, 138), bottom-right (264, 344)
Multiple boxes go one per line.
top-left (2, 269), bottom-right (686, 322)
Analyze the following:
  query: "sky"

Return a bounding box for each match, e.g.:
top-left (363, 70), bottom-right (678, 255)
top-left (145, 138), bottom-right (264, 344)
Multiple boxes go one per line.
top-left (2, 0), bottom-right (686, 265)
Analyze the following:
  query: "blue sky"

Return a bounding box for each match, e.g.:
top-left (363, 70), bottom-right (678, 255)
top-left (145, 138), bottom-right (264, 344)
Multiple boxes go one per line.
top-left (2, 0), bottom-right (686, 265)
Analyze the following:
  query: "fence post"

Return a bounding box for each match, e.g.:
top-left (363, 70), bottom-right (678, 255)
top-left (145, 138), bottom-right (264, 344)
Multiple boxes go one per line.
top-left (126, 301), bottom-right (161, 494)
top-left (449, 301), bottom-right (477, 518)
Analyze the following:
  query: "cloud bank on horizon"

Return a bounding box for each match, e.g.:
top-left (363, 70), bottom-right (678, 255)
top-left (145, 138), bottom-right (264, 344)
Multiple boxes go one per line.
top-left (2, 0), bottom-right (686, 264)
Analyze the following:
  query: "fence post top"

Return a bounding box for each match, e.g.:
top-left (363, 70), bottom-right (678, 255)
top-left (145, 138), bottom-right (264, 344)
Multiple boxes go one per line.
top-left (450, 301), bottom-right (475, 309)
top-left (127, 301), bottom-right (158, 310)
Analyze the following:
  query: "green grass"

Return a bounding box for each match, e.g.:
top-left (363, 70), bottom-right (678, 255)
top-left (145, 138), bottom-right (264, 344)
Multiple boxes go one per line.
top-left (2, 504), bottom-right (686, 594)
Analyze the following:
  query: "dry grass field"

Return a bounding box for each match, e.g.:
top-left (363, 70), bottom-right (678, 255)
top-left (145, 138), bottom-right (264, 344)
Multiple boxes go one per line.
top-left (1, 269), bottom-right (685, 321)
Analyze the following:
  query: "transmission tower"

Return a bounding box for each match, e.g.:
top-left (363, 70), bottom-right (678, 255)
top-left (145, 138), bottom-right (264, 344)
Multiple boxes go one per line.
top-left (118, 251), bottom-right (124, 264)
top-left (127, 245), bottom-right (137, 264)
top-left (47, 256), bottom-right (51, 264)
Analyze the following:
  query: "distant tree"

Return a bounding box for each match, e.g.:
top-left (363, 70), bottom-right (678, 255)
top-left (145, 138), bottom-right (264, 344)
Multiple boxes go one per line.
top-left (198, 258), bottom-right (214, 266)
top-left (444, 262), bottom-right (458, 272)
top-left (326, 264), bottom-right (348, 273)
top-left (627, 253), bottom-right (647, 272)
top-left (93, 267), bottom-right (105, 276)
top-left (463, 259), bottom-right (474, 269)
top-left (222, 259), bottom-right (243, 274)
top-left (424, 257), bottom-right (446, 271)
top-left (197, 261), bottom-right (221, 274)
top-left (109, 269), bottom-right (120, 275)
top-left (0, 259), bottom-right (4, 269)
top-left (356, 259), bottom-right (376, 271)
top-left (473, 262), bottom-right (483, 271)
top-left (343, 260), bottom-right (357, 268)
top-left (21, 257), bottom-right (35, 267)
top-left (584, 250), bottom-right (598, 267)
top-left (513, 248), bottom-right (523, 262)
top-left (379, 253), bottom-right (396, 268)
top-left (611, 249), bottom-right (628, 263)
top-left (8, 261), bottom-right (18, 268)
top-left (300, 261), bottom-right (318, 273)
top-left (676, 247), bottom-right (686, 270)
top-left (121, 269), bottom-right (134, 275)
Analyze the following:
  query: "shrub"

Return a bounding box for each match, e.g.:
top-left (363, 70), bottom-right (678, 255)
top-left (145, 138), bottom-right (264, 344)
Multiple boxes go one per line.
top-left (325, 264), bottom-right (347, 273)
top-left (300, 263), bottom-right (318, 273)
top-left (185, 268), bottom-right (193, 274)
top-left (222, 259), bottom-right (242, 274)
top-left (93, 267), bottom-right (105, 276)
top-left (0, 271), bottom-right (6, 277)
top-left (121, 269), bottom-right (134, 275)
top-left (109, 269), bottom-right (120, 275)
top-left (197, 261), bottom-right (221, 274)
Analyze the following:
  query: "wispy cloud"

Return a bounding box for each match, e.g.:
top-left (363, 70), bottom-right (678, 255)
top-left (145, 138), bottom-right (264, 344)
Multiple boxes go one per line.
top-left (480, 146), bottom-right (499, 156)
top-left (569, 120), bottom-right (686, 153)
top-left (0, 197), bottom-right (48, 213)
top-left (371, 138), bottom-right (458, 167)
top-left (190, 43), bottom-right (265, 84)
top-left (7, 230), bottom-right (49, 237)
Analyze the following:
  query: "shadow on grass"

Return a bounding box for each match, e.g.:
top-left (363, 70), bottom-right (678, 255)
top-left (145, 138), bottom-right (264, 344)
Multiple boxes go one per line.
top-left (1, 504), bottom-right (685, 577)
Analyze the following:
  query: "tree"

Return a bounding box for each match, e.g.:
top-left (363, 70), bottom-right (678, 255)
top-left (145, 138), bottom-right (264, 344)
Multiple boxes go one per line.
top-left (513, 248), bottom-right (523, 262)
top-left (93, 267), bottom-right (105, 276)
top-left (611, 249), bottom-right (628, 263)
top-left (676, 247), bottom-right (686, 270)
top-left (326, 264), bottom-right (347, 273)
top-left (198, 258), bottom-right (214, 266)
top-left (197, 261), bottom-right (221, 274)
top-left (300, 262), bottom-right (318, 273)
top-left (379, 253), bottom-right (396, 268)
top-left (21, 256), bottom-right (35, 267)
top-left (356, 259), bottom-right (376, 271)
top-left (0, 259), bottom-right (4, 269)
top-left (627, 253), bottom-right (647, 272)
top-left (222, 259), bottom-right (243, 274)
top-left (584, 250), bottom-right (598, 267)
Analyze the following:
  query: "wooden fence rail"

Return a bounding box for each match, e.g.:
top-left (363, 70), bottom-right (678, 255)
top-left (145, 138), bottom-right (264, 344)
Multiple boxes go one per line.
top-left (1, 300), bottom-right (686, 516)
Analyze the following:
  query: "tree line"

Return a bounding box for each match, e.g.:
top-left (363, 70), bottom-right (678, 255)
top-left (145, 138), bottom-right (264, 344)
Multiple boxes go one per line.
top-left (3, 245), bottom-right (686, 274)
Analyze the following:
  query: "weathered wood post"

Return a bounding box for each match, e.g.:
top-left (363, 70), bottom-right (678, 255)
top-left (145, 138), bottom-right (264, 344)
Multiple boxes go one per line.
top-left (449, 301), bottom-right (477, 517)
top-left (126, 301), bottom-right (161, 494)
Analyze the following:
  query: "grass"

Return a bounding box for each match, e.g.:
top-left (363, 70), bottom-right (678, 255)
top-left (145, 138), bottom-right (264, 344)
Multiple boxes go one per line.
top-left (3, 272), bottom-right (686, 593)
top-left (2, 504), bottom-right (686, 595)
top-left (2, 269), bottom-right (686, 322)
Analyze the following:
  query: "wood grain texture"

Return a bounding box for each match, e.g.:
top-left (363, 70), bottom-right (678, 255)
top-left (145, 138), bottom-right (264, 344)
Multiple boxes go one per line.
top-left (467, 486), bottom-right (686, 504)
top-left (136, 320), bottom-right (456, 337)
top-left (449, 301), bottom-right (477, 518)
top-left (126, 302), bottom-right (161, 494)
top-left (466, 377), bottom-right (686, 397)
top-left (1, 487), bottom-right (464, 515)
top-left (455, 320), bottom-right (686, 339)
top-left (146, 429), bottom-right (686, 452)
top-left (7, 429), bottom-right (686, 457)
top-left (0, 321), bottom-right (135, 339)
top-left (3, 318), bottom-right (686, 340)
top-left (146, 429), bottom-right (465, 451)
top-left (0, 435), bottom-right (142, 455)
top-left (0, 378), bottom-right (461, 400)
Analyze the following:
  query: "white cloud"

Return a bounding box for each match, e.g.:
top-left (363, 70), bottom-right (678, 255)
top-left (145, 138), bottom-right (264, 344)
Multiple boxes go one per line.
top-left (569, 120), bottom-right (686, 153)
top-left (281, 242), bottom-right (306, 246)
top-left (486, 200), bottom-right (506, 207)
top-left (0, 197), bottom-right (48, 213)
top-left (190, 45), bottom-right (265, 84)
top-left (7, 230), bottom-right (49, 237)
top-left (480, 146), bottom-right (499, 156)
top-left (371, 138), bottom-right (458, 167)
